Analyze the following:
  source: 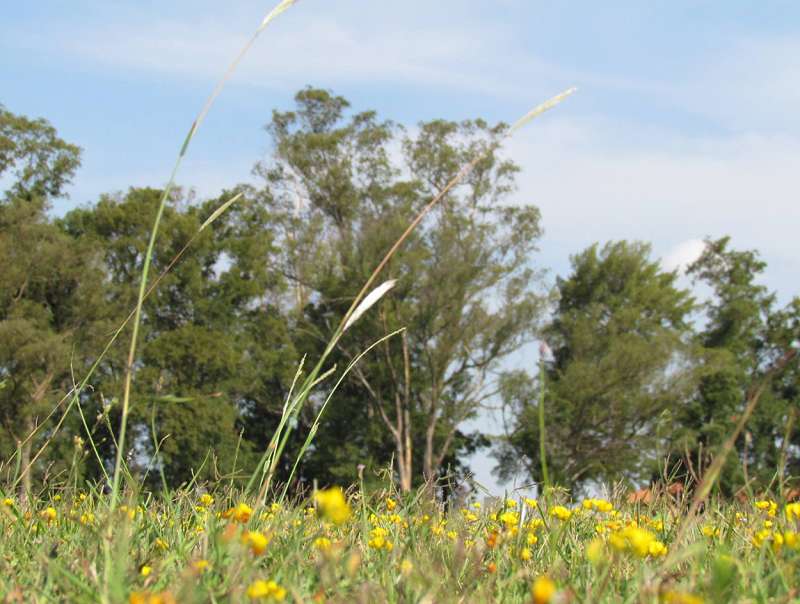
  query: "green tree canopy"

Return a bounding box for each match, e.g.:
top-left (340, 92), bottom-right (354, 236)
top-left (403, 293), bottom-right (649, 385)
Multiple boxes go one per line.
top-left (253, 88), bottom-right (548, 491)
top-left (61, 187), bottom-right (298, 487)
top-left (0, 105), bottom-right (107, 494)
top-left (496, 241), bottom-right (699, 492)
top-left (672, 237), bottom-right (800, 493)
top-left (1, 104), bottom-right (81, 202)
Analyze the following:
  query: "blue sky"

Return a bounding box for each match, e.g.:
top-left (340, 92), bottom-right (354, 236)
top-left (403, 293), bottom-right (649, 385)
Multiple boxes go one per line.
top-left (3, 1), bottom-right (799, 494)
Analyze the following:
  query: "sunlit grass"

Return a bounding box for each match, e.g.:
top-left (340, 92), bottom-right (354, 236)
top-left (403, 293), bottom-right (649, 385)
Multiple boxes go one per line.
top-left (1, 484), bottom-right (799, 602)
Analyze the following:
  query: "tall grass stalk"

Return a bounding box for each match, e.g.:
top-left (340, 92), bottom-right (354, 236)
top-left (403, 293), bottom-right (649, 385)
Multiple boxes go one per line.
top-left (108, 0), bottom-right (295, 510)
top-left (537, 351), bottom-right (550, 492)
top-left (98, 2), bottom-right (298, 600)
top-left (280, 327), bottom-right (406, 500)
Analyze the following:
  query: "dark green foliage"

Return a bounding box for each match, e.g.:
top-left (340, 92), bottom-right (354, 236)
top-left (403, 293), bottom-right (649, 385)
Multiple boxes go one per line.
top-left (2, 99), bottom-right (797, 499)
top-left (672, 237), bottom-right (800, 493)
top-left (61, 187), bottom-right (298, 486)
top-left (0, 106), bottom-right (107, 489)
top-left (496, 241), bottom-right (699, 491)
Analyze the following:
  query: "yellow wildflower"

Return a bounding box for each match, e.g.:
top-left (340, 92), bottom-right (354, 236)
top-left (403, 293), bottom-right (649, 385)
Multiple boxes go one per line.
top-left (499, 511), bottom-right (519, 529)
top-left (40, 507), bottom-right (57, 524)
top-left (785, 502), bottom-right (800, 521)
top-left (549, 506), bottom-right (572, 521)
top-left (128, 591), bottom-right (175, 604)
top-left (519, 547), bottom-right (533, 561)
top-left (649, 518), bottom-right (664, 532)
top-left (462, 510), bottom-right (479, 523)
top-left (648, 541), bottom-right (668, 557)
top-left (531, 576), bottom-right (556, 604)
top-left (586, 539), bottom-right (604, 565)
top-left (609, 526), bottom-right (665, 558)
top-left (526, 518), bottom-right (545, 531)
top-left (386, 497), bottom-right (397, 511)
top-left (243, 531), bottom-right (270, 555)
top-left (368, 526), bottom-right (393, 551)
top-left (662, 591), bottom-right (704, 604)
top-left (231, 502), bottom-right (253, 523)
top-left (313, 537), bottom-right (332, 551)
top-left (80, 512), bottom-right (95, 525)
top-left (755, 500), bottom-right (777, 517)
top-left (199, 494), bottom-right (214, 507)
top-left (752, 528), bottom-right (771, 548)
top-left (140, 565), bottom-right (152, 577)
top-left (246, 579), bottom-right (286, 601)
top-left (315, 487), bottom-right (351, 525)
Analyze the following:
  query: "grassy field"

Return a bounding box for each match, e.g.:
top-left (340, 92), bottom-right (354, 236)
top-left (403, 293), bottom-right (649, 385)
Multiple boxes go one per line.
top-left (1, 484), bottom-right (799, 602)
top-left (2, 3), bottom-right (797, 603)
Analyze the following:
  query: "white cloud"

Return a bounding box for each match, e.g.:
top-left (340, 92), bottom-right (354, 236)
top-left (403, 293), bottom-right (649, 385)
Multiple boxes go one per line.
top-left (661, 239), bottom-right (707, 273)
top-left (673, 35), bottom-right (800, 133)
top-left (504, 116), bottom-right (800, 299)
top-left (20, 12), bottom-right (560, 101)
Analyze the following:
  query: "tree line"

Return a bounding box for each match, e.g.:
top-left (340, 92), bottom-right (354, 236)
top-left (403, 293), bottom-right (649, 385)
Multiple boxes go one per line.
top-left (1, 89), bottom-right (798, 497)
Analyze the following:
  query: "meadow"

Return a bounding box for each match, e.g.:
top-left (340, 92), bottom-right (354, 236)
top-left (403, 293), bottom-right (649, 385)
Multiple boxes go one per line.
top-left (1, 483), bottom-right (800, 602)
top-left (2, 1), bottom-right (799, 602)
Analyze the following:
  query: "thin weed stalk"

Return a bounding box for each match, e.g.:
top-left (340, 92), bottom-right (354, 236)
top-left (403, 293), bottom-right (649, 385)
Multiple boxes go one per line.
top-left (538, 348), bottom-right (550, 492)
top-left (12, 193), bottom-right (243, 490)
top-left (280, 327), bottom-right (406, 500)
top-left (98, 2), bottom-right (299, 600)
top-left (658, 346), bottom-right (797, 577)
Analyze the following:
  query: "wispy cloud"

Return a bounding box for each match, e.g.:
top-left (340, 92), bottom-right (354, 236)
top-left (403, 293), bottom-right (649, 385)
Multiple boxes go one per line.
top-left (662, 35), bottom-right (800, 133)
top-left (13, 13), bottom-right (564, 101)
top-left (506, 116), bottom-right (800, 298)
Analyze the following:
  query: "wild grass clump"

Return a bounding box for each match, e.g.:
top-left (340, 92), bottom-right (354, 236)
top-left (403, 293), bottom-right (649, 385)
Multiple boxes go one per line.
top-left (1, 483), bottom-right (799, 602)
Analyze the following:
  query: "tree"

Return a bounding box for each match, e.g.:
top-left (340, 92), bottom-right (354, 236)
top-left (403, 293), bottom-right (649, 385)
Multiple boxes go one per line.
top-left (0, 104), bottom-right (81, 202)
top-left (673, 237), bottom-right (800, 493)
top-left (0, 105), bottom-right (107, 495)
top-left (61, 187), bottom-right (298, 487)
top-left (254, 88), bottom-right (547, 491)
top-left (496, 241), bottom-right (698, 492)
